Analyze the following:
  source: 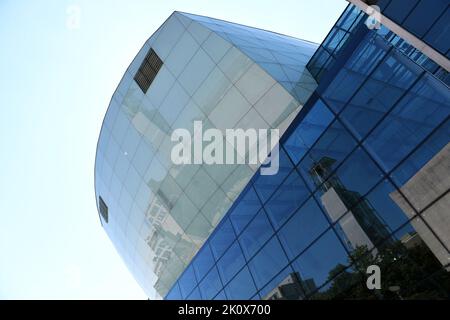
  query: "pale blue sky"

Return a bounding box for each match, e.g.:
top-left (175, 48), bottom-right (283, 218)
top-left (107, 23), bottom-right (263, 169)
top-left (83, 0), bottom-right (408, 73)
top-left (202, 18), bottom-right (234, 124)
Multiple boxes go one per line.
top-left (0, 0), bottom-right (347, 299)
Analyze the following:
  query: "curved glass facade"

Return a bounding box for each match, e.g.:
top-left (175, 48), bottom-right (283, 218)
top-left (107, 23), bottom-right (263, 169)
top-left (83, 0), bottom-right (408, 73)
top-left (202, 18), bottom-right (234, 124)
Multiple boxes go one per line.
top-left (165, 5), bottom-right (450, 300)
top-left (94, 12), bottom-right (317, 299)
top-left (96, 4), bottom-right (450, 300)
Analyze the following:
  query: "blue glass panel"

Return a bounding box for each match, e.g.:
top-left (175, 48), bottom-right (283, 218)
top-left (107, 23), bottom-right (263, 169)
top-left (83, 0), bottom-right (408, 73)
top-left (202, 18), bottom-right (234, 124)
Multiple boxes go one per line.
top-left (265, 169), bottom-right (311, 229)
top-left (308, 47), bottom-right (332, 79)
top-left (364, 73), bottom-right (450, 171)
top-left (403, 0), bottom-right (448, 38)
top-left (283, 99), bottom-right (335, 164)
top-left (253, 148), bottom-right (294, 204)
top-left (312, 147), bottom-right (384, 227)
top-left (178, 264), bottom-right (197, 298)
top-left (324, 28), bottom-right (349, 53)
top-left (384, 0), bottom-right (419, 23)
top-left (238, 209), bottom-right (274, 260)
top-left (376, 0), bottom-right (392, 10)
top-left (229, 185), bottom-right (262, 235)
top-left (198, 266), bottom-right (223, 300)
top-left (337, 5), bottom-right (362, 32)
top-left (248, 237), bottom-right (289, 290)
top-left (186, 286), bottom-right (202, 300)
top-left (424, 8), bottom-right (450, 54)
top-left (192, 243), bottom-right (215, 282)
top-left (213, 290), bottom-right (227, 300)
top-left (339, 50), bottom-right (422, 140)
top-left (291, 229), bottom-right (350, 295)
top-left (224, 266), bottom-right (257, 300)
top-left (309, 265), bottom-right (361, 299)
top-left (391, 118), bottom-right (450, 186)
top-left (216, 241), bottom-right (246, 285)
top-left (209, 218), bottom-right (236, 260)
top-left (322, 35), bottom-right (390, 113)
top-left (361, 179), bottom-right (411, 231)
top-left (298, 119), bottom-right (358, 191)
top-left (332, 179), bottom-right (410, 254)
top-left (258, 266), bottom-right (305, 300)
top-left (165, 282), bottom-right (182, 300)
top-left (278, 197), bottom-right (330, 260)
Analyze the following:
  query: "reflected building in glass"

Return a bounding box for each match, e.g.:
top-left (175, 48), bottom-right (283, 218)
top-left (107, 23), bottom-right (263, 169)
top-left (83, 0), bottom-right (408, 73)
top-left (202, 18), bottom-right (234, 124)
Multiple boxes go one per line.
top-left (95, 0), bottom-right (450, 300)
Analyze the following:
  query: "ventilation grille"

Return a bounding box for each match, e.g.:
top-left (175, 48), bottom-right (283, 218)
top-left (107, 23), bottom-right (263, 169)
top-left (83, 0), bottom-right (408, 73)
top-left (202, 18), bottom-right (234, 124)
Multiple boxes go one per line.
top-left (99, 196), bottom-right (108, 223)
top-left (134, 48), bottom-right (163, 93)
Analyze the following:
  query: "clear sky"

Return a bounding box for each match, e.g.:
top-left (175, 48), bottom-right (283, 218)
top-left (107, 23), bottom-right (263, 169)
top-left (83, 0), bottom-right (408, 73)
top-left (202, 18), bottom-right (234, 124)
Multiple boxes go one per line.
top-left (0, 0), bottom-right (347, 299)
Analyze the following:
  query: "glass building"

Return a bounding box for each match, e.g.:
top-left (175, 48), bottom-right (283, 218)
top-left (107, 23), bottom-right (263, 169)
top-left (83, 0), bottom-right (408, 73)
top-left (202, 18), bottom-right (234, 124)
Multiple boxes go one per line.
top-left (95, 1), bottom-right (450, 300)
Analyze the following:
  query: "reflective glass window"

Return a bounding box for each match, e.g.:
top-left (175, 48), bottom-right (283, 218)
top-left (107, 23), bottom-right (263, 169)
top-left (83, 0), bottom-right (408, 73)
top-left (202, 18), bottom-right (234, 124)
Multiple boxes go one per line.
top-left (278, 197), bottom-right (330, 260)
top-left (384, 0), bottom-right (419, 23)
top-left (291, 229), bottom-right (350, 295)
top-left (322, 35), bottom-right (390, 113)
top-left (258, 266), bottom-right (305, 300)
top-left (424, 8), bottom-right (450, 54)
top-left (229, 185), bottom-right (262, 235)
top-left (392, 119), bottom-right (450, 186)
top-left (186, 286), bottom-right (202, 300)
top-left (238, 209), bottom-right (274, 260)
top-left (209, 218), bottom-right (236, 260)
top-left (165, 282), bottom-right (182, 300)
top-left (264, 169), bottom-right (311, 229)
top-left (178, 264), bottom-right (197, 299)
top-left (248, 237), bottom-right (289, 290)
top-left (213, 290), bottom-right (227, 300)
top-left (253, 148), bottom-right (294, 204)
top-left (192, 243), bottom-right (215, 282)
top-left (224, 266), bottom-right (257, 300)
top-left (216, 241), bottom-right (246, 285)
top-left (339, 50), bottom-right (422, 140)
top-left (283, 99), bottom-right (335, 164)
top-left (298, 119), bottom-right (358, 191)
top-left (403, 0), bottom-right (448, 38)
top-left (364, 73), bottom-right (450, 171)
top-left (198, 266), bottom-right (223, 300)
top-left (313, 147), bottom-right (384, 225)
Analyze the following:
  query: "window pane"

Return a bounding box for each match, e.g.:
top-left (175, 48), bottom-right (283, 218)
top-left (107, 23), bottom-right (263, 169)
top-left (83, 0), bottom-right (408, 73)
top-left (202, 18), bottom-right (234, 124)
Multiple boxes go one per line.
top-left (321, 35), bottom-right (390, 113)
top-left (391, 119), bottom-right (450, 186)
top-left (259, 266), bottom-right (306, 300)
top-left (278, 197), bottom-right (330, 260)
top-left (265, 169), bottom-right (311, 229)
top-left (314, 147), bottom-right (384, 223)
top-left (291, 229), bottom-right (350, 295)
top-left (186, 286), bottom-right (202, 300)
top-left (253, 148), bottom-right (294, 203)
top-left (248, 237), bottom-right (289, 290)
top-left (216, 241), bottom-right (246, 285)
top-left (213, 290), bottom-right (227, 300)
top-left (193, 243), bottom-right (215, 282)
top-left (298, 119), bottom-right (357, 191)
top-left (178, 264), bottom-right (197, 298)
top-left (229, 185), bottom-right (262, 235)
top-left (350, 222), bottom-right (450, 299)
top-left (364, 73), bottom-right (450, 171)
top-left (198, 266), bottom-right (223, 300)
top-left (165, 282), bottom-right (182, 300)
top-left (209, 218), bottom-right (236, 260)
top-left (283, 99), bottom-right (334, 164)
top-left (225, 266), bottom-right (257, 300)
top-left (339, 50), bottom-right (422, 140)
top-left (238, 209), bottom-right (274, 260)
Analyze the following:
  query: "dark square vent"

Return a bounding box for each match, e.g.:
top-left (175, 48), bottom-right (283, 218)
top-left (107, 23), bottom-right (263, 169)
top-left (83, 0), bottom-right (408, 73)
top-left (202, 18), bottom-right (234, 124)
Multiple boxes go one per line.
top-left (134, 48), bottom-right (163, 93)
top-left (99, 196), bottom-right (108, 223)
